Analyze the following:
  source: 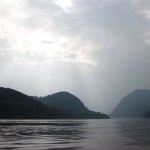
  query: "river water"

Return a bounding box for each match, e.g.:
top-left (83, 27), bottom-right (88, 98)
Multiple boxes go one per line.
top-left (0, 119), bottom-right (150, 150)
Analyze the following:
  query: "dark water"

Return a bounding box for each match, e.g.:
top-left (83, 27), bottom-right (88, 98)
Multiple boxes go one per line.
top-left (0, 119), bottom-right (150, 150)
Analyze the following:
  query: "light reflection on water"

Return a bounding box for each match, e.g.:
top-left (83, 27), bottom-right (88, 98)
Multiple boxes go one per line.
top-left (0, 119), bottom-right (150, 150)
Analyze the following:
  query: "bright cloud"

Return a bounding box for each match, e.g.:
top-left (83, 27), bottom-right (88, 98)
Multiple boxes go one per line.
top-left (0, 0), bottom-right (97, 66)
top-left (54, 0), bottom-right (73, 12)
top-left (1, 0), bottom-right (150, 113)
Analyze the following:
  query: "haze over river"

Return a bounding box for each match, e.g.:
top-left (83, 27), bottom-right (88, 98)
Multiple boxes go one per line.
top-left (0, 119), bottom-right (150, 150)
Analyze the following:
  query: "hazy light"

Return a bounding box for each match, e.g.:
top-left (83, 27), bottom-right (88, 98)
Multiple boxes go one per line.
top-left (1, 0), bottom-right (150, 114)
top-left (55, 0), bottom-right (73, 12)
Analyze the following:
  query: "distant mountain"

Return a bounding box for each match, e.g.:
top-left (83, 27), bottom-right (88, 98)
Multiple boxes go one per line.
top-left (0, 87), bottom-right (65, 119)
top-left (36, 92), bottom-right (109, 119)
top-left (111, 89), bottom-right (150, 118)
top-left (0, 87), bottom-right (109, 119)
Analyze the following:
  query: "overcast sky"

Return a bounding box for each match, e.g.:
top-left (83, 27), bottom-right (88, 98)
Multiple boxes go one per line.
top-left (1, 0), bottom-right (150, 114)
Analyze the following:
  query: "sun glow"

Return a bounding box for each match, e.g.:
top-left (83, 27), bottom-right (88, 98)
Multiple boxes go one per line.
top-left (20, 31), bottom-right (70, 64)
top-left (55, 0), bottom-right (73, 12)
top-left (0, 0), bottom-right (97, 66)
top-left (27, 31), bottom-right (67, 51)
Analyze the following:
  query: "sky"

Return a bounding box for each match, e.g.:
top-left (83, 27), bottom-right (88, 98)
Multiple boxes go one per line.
top-left (0, 0), bottom-right (150, 114)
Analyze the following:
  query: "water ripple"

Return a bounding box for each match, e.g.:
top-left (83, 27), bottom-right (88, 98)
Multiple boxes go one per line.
top-left (0, 119), bottom-right (150, 150)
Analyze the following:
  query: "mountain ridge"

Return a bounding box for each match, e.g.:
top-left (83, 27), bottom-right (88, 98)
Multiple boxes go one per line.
top-left (0, 87), bottom-right (109, 119)
top-left (0, 87), bottom-right (65, 119)
top-left (111, 89), bottom-right (150, 118)
top-left (35, 91), bottom-right (109, 119)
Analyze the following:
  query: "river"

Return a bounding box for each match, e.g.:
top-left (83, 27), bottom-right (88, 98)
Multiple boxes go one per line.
top-left (0, 119), bottom-right (150, 150)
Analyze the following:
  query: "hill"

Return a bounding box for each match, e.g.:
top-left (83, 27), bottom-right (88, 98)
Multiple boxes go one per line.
top-left (0, 87), bottom-right (109, 119)
top-left (0, 87), bottom-right (64, 119)
top-left (111, 89), bottom-right (150, 118)
top-left (36, 92), bottom-right (109, 119)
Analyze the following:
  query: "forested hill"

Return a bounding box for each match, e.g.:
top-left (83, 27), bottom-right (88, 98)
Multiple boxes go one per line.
top-left (36, 92), bottom-right (109, 119)
top-left (0, 87), bottom-right (109, 119)
top-left (111, 89), bottom-right (150, 118)
top-left (0, 87), bottom-right (64, 119)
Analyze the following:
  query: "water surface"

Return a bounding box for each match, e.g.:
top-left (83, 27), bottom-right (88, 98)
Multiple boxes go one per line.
top-left (0, 119), bottom-right (150, 150)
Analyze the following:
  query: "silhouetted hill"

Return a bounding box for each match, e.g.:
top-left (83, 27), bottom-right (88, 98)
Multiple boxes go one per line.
top-left (0, 87), bottom-right (64, 119)
top-left (36, 92), bottom-right (109, 119)
top-left (111, 89), bottom-right (150, 118)
top-left (0, 87), bottom-right (109, 119)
